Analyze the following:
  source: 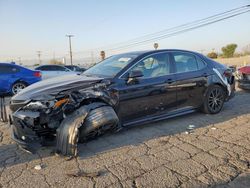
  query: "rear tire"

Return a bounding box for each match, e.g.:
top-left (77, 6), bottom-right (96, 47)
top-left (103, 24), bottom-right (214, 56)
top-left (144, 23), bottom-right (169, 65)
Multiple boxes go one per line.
top-left (12, 82), bottom-right (27, 95)
top-left (202, 85), bottom-right (226, 114)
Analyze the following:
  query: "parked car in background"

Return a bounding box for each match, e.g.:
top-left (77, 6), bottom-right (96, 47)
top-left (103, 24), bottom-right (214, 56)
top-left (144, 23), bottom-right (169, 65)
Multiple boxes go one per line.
top-left (35, 65), bottom-right (77, 79)
top-left (0, 63), bottom-right (41, 95)
top-left (10, 49), bottom-right (235, 156)
top-left (64, 65), bottom-right (86, 73)
top-left (237, 65), bottom-right (250, 90)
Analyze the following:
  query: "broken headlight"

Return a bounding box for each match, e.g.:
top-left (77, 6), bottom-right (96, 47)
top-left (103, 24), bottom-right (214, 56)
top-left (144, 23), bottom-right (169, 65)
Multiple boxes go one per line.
top-left (24, 101), bottom-right (55, 110)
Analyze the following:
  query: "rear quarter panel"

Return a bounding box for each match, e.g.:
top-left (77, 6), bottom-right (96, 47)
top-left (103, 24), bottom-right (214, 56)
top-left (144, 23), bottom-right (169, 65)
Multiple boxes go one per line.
top-left (19, 68), bottom-right (41, 85)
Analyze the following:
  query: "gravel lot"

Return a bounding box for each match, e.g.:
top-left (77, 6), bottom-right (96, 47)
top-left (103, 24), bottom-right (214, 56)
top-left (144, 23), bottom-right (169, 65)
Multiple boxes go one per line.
top-left (0, 88), bottom-right (250, 188)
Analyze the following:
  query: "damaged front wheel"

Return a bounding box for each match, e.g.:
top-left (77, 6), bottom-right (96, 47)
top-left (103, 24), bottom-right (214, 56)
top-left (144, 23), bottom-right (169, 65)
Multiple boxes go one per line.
top-left (56, 103), bottom-right (118, 156)
top-left (79, 106), bottom-right (119, 142)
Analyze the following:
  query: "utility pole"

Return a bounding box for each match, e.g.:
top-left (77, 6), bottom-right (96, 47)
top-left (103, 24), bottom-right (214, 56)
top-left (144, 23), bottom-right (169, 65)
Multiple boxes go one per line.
top-left (66, 34), bottom-right (74, 65)
top-left (37, 51), bottom-right (42, 65)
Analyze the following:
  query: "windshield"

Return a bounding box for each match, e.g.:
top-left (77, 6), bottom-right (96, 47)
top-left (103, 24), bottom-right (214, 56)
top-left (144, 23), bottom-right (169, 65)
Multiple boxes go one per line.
top-left (83, 54), bottom-right (137, 77)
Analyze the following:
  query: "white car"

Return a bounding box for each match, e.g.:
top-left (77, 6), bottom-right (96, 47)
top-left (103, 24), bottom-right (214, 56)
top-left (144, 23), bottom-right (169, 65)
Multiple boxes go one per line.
top-left (35, 65), bottom-right (77, 80)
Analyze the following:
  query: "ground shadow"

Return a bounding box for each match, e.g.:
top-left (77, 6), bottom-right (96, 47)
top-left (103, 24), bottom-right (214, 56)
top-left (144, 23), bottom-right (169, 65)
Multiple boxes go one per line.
top-left (0, 90), bottom-right (249, 168)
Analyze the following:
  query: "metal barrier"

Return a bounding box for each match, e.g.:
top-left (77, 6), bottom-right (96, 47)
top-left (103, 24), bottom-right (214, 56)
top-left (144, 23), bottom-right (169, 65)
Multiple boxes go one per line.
top-left (0, 96), bottom-right (8, 122)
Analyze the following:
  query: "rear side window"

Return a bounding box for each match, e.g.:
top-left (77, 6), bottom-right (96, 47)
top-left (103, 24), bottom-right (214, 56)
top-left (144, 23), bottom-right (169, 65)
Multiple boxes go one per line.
top-left (172, 52), bottom-right (206, 73)
top-left (52, 66), bottom-right (67, 71)
top-left (0, 65), bottom-right (20, 74)
top-left (196, 56), bottom-right (207, 70)
top-left (35, 65), bottom-right (66, 71)
top-left (36, 66), bottom-right (50, 71)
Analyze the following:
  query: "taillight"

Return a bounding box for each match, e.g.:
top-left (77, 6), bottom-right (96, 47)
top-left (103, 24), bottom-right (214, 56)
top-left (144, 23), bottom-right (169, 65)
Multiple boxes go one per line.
top-left (33, 71), bottom-right (41, 77)
top-left (223, 69), bottom-right (232, 77)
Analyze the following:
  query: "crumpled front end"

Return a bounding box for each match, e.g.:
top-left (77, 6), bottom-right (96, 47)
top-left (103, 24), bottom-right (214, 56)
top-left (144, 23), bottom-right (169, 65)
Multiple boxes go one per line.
top-left (11, 101), bottom-right (63, 152)
top-left (10, 84), bottom-right (119, 155)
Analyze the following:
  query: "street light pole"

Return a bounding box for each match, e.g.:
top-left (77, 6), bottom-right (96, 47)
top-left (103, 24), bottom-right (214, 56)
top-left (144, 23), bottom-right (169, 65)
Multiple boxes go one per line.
top-left (66, 35), bottom-right (74, 65)
top-left (37, 51), bottom-right (42, 65)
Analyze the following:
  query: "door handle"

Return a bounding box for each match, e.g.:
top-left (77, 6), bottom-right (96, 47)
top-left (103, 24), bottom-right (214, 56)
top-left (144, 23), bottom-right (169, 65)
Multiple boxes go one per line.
top-left (202, 73), bottom-right (208, 77)
top-left (165, 78), bottom-right (173, 83)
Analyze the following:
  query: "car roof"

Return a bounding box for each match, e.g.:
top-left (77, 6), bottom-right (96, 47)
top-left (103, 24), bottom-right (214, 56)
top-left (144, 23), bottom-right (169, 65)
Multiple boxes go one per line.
top-left (0, 62), bottom-right (18, 66)
top-left (65, 65), bottom-right (79, 67)
top-left (0, 62), bottom-right (36, 71)
top-left (117, 49), bottom-right (201, 57)
top-left (37, 64), bottom-right (65, 67)
top-left (0, 62), bottom-right (24, 68)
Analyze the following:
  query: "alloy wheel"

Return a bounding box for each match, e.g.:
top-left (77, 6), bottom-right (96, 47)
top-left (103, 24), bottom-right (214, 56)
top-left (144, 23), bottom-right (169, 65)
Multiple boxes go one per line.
top-left (208, 87), bottom-right (224, 113)
top-left (12, 82), bottom-right (26, 95)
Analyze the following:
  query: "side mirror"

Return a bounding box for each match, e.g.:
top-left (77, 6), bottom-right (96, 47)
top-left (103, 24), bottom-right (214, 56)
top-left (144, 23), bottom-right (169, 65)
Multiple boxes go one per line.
top-left (129, 70), bottom-right (143, 78)
top-left (127, 70), bottom-right (143, 84)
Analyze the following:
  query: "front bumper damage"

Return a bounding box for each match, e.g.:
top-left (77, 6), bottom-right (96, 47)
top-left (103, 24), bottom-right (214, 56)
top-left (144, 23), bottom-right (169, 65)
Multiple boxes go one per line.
top-left (238, 80), bottom-right (250, 90)
top-left (11, 109), bottom-right (58, 152)
top-left (10, 87), bottom-right (119, 156)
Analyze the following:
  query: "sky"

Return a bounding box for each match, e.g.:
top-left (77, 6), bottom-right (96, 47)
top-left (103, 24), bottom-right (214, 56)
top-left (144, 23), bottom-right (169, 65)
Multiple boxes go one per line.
top-left (0, 0), bottom-right (250, 64)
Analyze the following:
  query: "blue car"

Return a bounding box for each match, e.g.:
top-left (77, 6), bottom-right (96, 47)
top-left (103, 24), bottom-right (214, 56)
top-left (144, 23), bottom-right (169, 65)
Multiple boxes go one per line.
top-left (0, 63), bottom-right (41, 95)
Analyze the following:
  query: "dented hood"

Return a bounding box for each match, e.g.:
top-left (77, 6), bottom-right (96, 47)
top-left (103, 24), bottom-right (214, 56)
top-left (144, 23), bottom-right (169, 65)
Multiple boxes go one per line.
top-left (12, 74), bottom-right (104, 101)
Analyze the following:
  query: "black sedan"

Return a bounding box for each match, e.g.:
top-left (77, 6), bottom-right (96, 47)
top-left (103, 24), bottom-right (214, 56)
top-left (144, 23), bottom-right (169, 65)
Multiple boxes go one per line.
top-left (10, 49), bottom-right (235, 156)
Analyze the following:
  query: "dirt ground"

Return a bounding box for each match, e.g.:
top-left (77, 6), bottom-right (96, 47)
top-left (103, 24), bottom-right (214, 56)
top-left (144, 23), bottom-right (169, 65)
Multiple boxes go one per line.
top-left (0, 87), bottom-right (250, 188)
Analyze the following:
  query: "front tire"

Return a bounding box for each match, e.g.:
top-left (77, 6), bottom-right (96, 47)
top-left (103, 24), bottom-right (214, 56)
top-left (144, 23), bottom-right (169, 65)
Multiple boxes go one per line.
top-left (56, 103), bottom-right (118, 156)
top-left (79, 106), bottom-right (119, 142)
top-left (202, 85), bottom-right (226, 114)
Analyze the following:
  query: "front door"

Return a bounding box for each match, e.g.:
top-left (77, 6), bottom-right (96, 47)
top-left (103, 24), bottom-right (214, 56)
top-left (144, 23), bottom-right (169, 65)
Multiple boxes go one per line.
top-left (115, 52), bottom-right (177, 124)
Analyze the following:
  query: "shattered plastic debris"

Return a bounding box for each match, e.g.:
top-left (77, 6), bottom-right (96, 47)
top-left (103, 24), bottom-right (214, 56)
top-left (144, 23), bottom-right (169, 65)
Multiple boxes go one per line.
top-left (211, 127), bottom-right (217, 130)
top-left (187, 125), bottom-right (195, 130)
top-left (34, 164), bottom-right (42, 170)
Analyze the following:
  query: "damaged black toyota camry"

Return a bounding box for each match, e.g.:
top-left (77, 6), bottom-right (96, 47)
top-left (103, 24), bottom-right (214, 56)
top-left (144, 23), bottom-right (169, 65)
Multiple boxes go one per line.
top-left (10, 49), bottom-right (235, 156)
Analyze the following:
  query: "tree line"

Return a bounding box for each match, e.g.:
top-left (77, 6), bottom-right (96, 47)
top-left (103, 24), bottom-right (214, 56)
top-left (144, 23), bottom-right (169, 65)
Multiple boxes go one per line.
top-left (207, 44), bottom-right (250, 59)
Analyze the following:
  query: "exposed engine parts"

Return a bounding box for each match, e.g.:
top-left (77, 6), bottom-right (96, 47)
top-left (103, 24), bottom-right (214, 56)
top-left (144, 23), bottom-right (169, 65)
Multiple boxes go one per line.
top-left (11, 87), bottom-right (120, 157)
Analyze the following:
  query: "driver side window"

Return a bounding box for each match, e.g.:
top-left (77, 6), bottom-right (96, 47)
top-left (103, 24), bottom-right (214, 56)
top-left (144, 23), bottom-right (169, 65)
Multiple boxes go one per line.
top-left (129, 53), bottom-right (171, 78)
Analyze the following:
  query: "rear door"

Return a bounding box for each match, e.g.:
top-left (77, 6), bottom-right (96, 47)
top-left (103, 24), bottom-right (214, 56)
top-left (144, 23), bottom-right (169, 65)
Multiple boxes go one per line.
top-left (0, 64), bottom-right (19, 93)
top-left (170, 51), bottom-right (208, 110)
top-left (116, 52), bottom-right (177, 124)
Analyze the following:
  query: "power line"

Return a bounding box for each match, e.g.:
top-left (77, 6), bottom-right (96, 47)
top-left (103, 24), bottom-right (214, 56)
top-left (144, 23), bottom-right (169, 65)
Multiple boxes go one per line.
top-left (105, 6), bottom-right (250, 51)
top-left (102, 5), bottom-right (250, 50)
top-left (73, 4), bottom-right (250, 54)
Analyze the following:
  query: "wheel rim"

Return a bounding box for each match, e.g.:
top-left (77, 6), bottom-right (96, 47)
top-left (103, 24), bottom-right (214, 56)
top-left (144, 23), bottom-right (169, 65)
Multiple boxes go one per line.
top-left (12, 83), bottom-right (26, 94)
top-left (83, 123), bottom-right (116, 141)
top-left (208, 88), bottom-right (224, 112)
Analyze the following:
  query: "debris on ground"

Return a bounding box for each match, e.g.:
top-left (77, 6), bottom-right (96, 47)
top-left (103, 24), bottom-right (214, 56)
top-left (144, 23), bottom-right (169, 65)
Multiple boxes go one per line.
top-left (34, 164), bottom-right (43, 170)
top-left (66, 170), bottom-right (102, 178)
top-left (187, 125), bottom-right (195, 130)
top-left (211, 127), bottom-right (217, 130)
